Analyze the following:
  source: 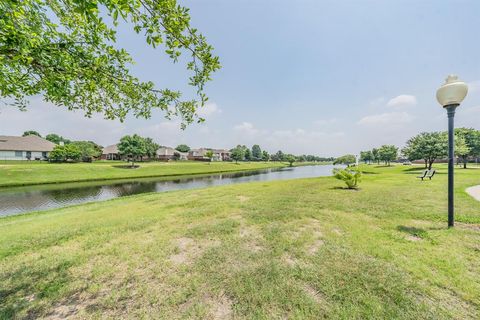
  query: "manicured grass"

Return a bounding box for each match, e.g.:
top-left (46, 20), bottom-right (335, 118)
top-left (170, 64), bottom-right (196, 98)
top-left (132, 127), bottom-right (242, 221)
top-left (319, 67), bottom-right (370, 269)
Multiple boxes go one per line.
top-left (1, 165), bottom-right (479, 318)
top-left (0, 161), bottom-right (303, 187)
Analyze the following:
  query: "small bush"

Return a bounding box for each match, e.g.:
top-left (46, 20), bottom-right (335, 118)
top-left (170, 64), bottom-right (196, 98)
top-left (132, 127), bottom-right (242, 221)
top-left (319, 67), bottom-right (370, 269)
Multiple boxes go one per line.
top-left (333, 168), bottom-right (362, 189)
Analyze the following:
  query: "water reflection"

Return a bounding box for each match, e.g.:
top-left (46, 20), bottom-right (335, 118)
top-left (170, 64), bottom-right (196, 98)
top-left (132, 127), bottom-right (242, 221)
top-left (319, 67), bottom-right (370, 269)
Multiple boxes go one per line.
top-left (0, 165), bottom-right (336, 216)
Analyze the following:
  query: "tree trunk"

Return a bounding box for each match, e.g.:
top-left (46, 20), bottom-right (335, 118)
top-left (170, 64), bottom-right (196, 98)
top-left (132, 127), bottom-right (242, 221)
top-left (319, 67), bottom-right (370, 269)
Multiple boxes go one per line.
top-left (428, 160), bottom-right (433, 170)
top-left (463, 157), bottom-right (467, 169)
top-left (424, 159), bottom-right (428, 168)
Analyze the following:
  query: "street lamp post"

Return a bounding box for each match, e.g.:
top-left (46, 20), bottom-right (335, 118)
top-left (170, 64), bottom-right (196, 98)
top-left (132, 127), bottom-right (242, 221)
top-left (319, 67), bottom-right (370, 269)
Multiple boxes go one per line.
top-left (436, 75), bottom-right (468, 228)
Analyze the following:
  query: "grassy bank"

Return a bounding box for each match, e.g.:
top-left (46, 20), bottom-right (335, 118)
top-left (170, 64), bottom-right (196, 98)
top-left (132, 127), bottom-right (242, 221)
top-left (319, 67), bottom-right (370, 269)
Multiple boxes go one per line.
top-left (1, 165), bottom-right (480, 319)
top-left (0, 161), bottom-right (311, 188)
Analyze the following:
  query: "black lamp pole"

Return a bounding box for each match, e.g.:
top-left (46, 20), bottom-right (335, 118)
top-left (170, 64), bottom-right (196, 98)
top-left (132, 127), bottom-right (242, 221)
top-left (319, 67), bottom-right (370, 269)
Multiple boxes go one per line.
top-left (445, 104), bottom-right (458, 228)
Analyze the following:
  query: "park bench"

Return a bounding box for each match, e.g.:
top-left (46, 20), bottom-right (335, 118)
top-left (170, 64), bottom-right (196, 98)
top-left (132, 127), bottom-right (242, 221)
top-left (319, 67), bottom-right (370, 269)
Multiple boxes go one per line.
top-left (417, 170), bottom-right (428, 180)
top-left (426, 169), bottom-right (436, 180)
top-left (417, 169), bottom-right (436, 180)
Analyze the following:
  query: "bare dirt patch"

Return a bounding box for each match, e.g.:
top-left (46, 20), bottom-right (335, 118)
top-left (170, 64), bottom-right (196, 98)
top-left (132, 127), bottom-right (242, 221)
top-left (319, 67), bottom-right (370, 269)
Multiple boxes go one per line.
top-left (307, 239), bottom-right (325, 255)
top-left (332, 228), bottom-right (343, 236)
top-left (456, 222), bottom-right (480, 232)
top-left (44, 293), bottom-right (94, 320)
top-left (169, 237), bottom-right (220, 265)
top-left (406, 235), bottom-right (422, 242)
top-left (236, 195), bottom-right (250, 202)
top-left (282, 253), bottom-right (299, 266)
top-left (209, 293), bottom-right (234, 319)
top-left (303, 284), bottom-right (326, 304)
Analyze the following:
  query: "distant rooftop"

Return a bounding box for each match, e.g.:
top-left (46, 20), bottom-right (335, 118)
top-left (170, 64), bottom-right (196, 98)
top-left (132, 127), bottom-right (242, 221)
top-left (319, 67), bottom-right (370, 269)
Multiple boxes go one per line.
top-left (0, 135), bottom-right (56, 152)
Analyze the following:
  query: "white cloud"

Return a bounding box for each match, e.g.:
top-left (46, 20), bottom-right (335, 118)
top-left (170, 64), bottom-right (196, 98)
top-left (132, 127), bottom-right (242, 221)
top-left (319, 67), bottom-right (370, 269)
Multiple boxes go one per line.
top-left (233, 122), bottom-right (261, 136)
top-left (357, 112), bottom-right (414, 126)
top-left (386, 95), bottom-right (417, 108)
top-left (197, 102), bottom-right (222, 118)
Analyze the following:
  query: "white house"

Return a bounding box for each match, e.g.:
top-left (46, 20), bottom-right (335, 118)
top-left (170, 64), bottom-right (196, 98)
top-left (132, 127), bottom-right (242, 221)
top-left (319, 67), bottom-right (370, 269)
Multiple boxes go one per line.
top-left (0, 135), bottom-right (56, 160)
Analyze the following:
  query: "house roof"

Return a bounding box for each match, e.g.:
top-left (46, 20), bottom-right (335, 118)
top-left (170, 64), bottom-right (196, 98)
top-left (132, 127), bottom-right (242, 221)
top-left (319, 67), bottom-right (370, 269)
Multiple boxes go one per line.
top-left (0, 135), bottom-right (56, 152)
top-left (157, 147), bottom-right (176, 156)
top-left (102, 144), bottom-right (119, 154)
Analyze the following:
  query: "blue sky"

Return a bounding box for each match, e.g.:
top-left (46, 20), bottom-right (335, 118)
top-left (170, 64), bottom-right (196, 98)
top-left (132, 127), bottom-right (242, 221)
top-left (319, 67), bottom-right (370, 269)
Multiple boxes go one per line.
top-left (1, 0), bottom-right (480, 156)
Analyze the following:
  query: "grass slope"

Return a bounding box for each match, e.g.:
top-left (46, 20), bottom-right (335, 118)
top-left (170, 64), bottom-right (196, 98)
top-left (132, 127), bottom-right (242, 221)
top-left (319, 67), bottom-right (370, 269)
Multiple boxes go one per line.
top-left (1, 165), bottom-right (479, 319)
top-left (0, 161), bottom-right (297, 187)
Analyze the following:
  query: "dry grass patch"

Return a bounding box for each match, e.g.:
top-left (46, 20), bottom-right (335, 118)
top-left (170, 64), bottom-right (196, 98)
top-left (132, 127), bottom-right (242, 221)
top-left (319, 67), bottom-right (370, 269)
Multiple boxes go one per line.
top-left (170, 237), bottom-right (220, 265)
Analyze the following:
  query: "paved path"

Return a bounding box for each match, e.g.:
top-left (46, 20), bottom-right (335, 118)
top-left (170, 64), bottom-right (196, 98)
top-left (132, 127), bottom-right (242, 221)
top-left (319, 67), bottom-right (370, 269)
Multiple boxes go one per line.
top-left (466, 185), bottom-right (480, 201)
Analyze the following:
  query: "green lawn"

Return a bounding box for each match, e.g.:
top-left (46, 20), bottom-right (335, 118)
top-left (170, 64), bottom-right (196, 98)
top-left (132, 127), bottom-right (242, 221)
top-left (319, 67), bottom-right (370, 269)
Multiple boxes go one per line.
top-left (1, 165), bottom-right (480, 319)
top-left (0, 161), bottom-right (299, 187)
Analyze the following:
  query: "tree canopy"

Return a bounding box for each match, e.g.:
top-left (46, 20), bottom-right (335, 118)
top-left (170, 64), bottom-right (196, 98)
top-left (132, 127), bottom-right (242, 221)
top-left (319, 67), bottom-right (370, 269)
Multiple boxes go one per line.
top-left (1, 0), bottom-right (220, 127)
top-left (377, 145), bottom-right (398, 166)
top-left (359, 150), bottom-right (373, 164)
top-left (455, 128), bottom-right (480, 168)
top-left (118, 134), bottom-right (146, 167)
top-left (251, 145), bottom-right (262, 160)
top-left (22, 130), bottom-right (41, 137)
top-left (402, 132), bottom-right (447, 170)
top-left (333, 154), bottom-right (356, 166)
top-left (46, 133), bottom-right (71, 145)
top-left (175, 144), bottom-right (190, 153)
top-left (230, 146), bottom-right (245, 163)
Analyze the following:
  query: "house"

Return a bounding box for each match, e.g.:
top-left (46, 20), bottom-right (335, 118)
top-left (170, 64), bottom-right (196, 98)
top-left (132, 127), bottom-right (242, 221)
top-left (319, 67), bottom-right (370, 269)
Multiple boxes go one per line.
top-left (213, 149), bottom-right (231, 161)
top-left (188, 148), bottom-right (231, 161)
top-left (101, 144), bottom-right (122, 160)
top-left (157, 147), bottom-right (189, 161)
top-left (0, 135), bottom-right (56, 160)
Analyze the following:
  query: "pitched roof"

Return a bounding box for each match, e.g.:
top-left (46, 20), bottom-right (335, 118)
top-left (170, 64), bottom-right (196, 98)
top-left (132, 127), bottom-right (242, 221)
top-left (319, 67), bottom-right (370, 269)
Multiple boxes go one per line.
top-left (0, 135), bottom-right (56, 152)
top-left (102, 144), bottom-right (119, 154)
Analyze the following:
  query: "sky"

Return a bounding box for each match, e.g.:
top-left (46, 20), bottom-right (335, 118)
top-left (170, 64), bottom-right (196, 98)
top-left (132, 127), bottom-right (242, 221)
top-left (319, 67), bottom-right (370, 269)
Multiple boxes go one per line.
top-left (1, 0), bottom-right (480, 156)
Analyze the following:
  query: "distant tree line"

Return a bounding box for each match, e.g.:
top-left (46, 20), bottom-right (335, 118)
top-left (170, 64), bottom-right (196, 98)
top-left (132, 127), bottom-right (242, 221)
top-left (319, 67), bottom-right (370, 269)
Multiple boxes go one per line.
top-left (359, 145), bottom-right (399, 166)
top-left (355, 127), bottom-right (480, 170)
top-left (229, 144), bottom-right (333, 166)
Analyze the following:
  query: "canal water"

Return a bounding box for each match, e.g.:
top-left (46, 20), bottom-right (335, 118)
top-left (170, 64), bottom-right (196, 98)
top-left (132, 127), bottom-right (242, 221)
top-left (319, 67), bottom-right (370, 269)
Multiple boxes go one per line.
top-left (0, 165), bottom-right (337, 217)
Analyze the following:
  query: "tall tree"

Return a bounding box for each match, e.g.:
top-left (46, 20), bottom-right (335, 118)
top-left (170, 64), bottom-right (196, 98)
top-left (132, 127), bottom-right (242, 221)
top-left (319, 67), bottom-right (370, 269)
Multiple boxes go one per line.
top-left (455, 128), bottom-right (480, 168)
top-left (22, 130), bottom-right (41, 137)
top-left (1, 0), bottom-right (220, 127)
top-left (244, 147), bottom-right (252, 161)
top-left (144, 137), bottom-right (160, 160)
top-left (118, 134), bottom-right (146, 167)
top-left (261, 150), bottom-right (270, 162)
top-left (371, 148), bottom-right (379, 164)
top-left (360, 151), bottom-right (373, 164)
top-left (455, 136), bottom-right (471, 167)
top-left (377, 145), bottom-right (398, 166)
top-left (230, 146), bottom-right (245, 163)
top-left (46, 133), bottom-right (71, 145)
top-left (402, 132), bottom-right (447, 170)
top-left (273, 150), bottom-right (285, 162)
top-left (251, 145), bottom-right (262, 161)
top-left (285, 154), bottom-right (296, 167)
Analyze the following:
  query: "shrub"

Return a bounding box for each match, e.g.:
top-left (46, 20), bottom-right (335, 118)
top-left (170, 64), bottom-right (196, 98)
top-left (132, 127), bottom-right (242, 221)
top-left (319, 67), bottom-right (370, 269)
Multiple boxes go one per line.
top-left (333, 168), bottom-right (362, 189)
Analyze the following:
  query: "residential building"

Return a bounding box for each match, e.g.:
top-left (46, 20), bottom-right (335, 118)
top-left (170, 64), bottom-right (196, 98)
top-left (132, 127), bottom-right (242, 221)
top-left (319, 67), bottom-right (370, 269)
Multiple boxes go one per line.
top-left (157, 147), bottom-right (189, 161)
top-left (101, 144), bottom-right (122, 160)
top-left (0, 135), bottom-right (56, 160)
top-left (188, 148), bottom-right (231, 161)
